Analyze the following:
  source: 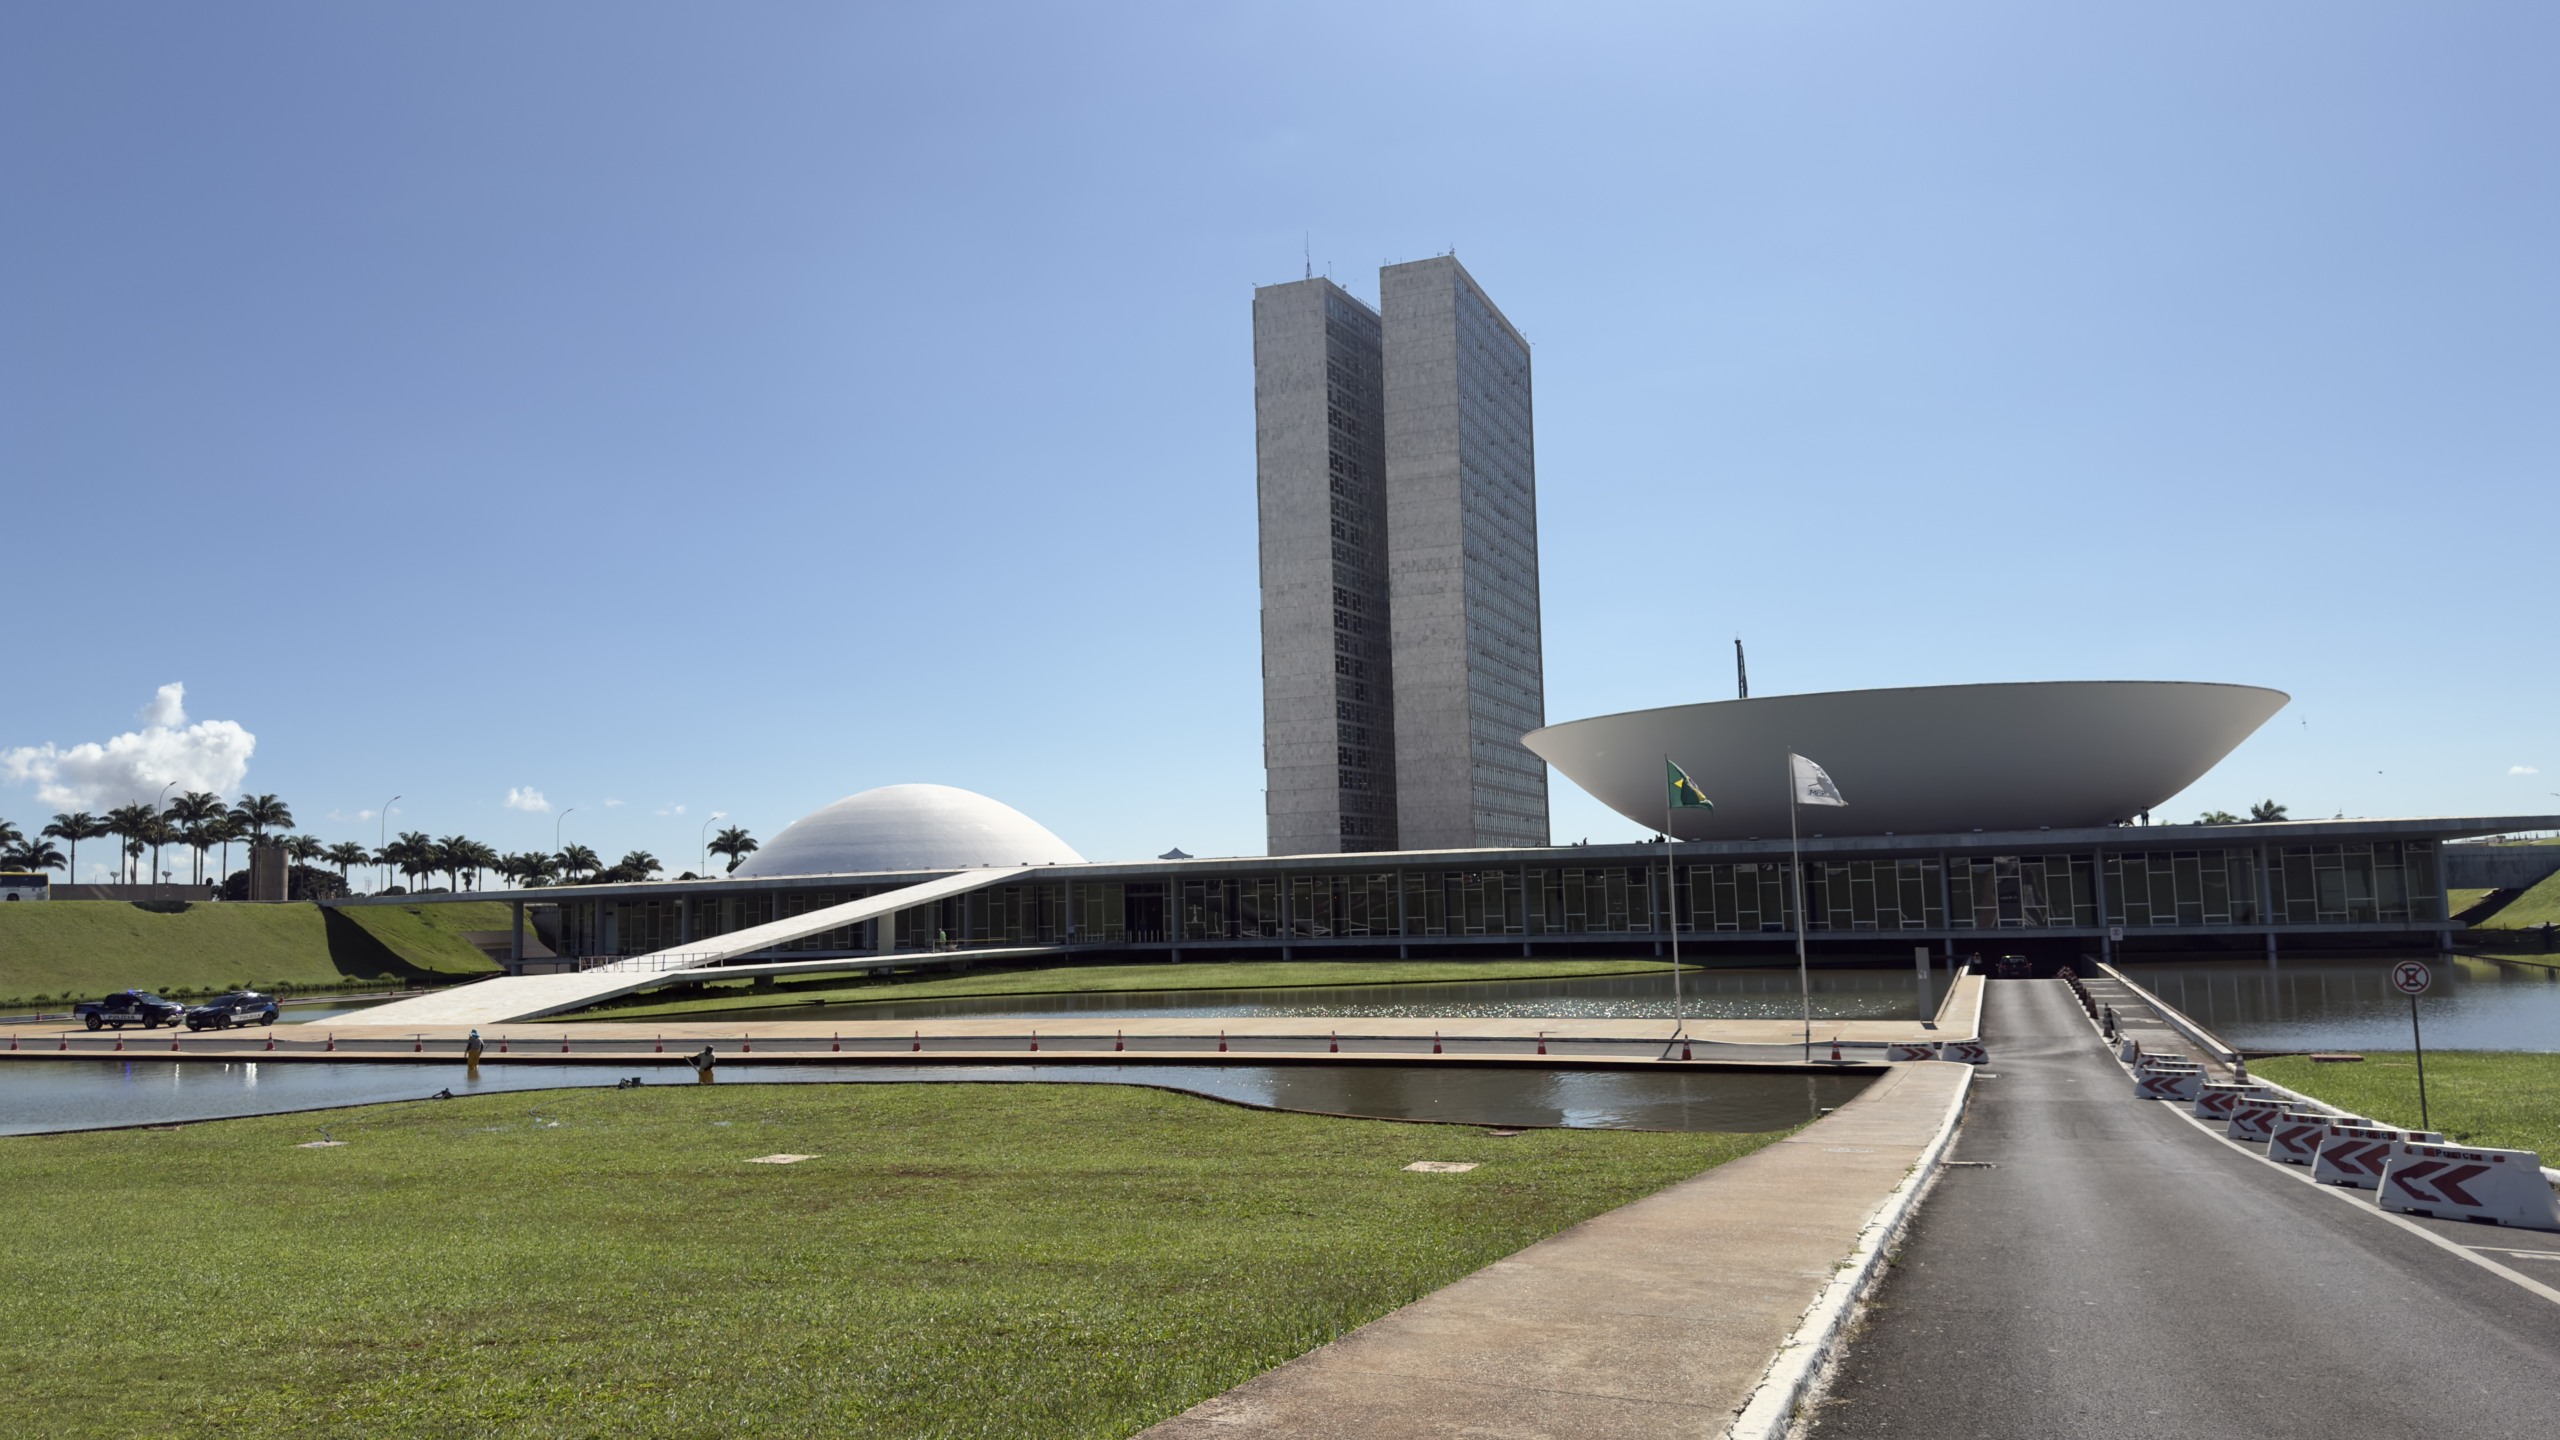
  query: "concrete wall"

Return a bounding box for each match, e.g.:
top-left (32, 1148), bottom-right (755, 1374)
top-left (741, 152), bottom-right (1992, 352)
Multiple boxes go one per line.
top-left (2445, 844), bottom-right (2560, 889)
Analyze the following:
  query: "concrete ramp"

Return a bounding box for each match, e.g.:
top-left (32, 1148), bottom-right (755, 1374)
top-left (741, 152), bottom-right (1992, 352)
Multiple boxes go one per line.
top-left (348, 867), bottom-right (1032, 1026)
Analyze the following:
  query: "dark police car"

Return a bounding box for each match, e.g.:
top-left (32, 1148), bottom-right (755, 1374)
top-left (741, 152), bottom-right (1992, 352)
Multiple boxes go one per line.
top-left (185, 991), bottom-right (282, 1030)
top-left (74, 990), bottom-right (188, 1030)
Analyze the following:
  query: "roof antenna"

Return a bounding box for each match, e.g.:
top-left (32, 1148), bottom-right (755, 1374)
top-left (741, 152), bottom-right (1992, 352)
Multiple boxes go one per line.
top-left (1304, 232), bottom-right (1312, 281)
top-left (1735, 638), bottom-right (1749, 699)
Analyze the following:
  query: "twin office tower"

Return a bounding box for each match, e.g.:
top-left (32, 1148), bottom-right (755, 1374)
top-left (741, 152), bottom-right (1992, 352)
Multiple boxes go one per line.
top-left (1255, 255), bottom-right (1550, 857)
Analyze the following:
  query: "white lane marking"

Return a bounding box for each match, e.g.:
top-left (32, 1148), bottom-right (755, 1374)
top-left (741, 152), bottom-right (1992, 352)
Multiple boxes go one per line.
top-left (2468, 1247), bottom-right (2560, 1262)
top-left (2147, 1083), bottom-right (2560, 1308)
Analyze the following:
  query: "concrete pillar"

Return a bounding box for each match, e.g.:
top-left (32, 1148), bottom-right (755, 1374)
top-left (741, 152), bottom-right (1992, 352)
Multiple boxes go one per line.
top-left (2257, 842), bottom-right (2278, 962)
top-left (510, 901), bottom-right (524, 971)
top-left (679, 895), bottom-right (693, 945)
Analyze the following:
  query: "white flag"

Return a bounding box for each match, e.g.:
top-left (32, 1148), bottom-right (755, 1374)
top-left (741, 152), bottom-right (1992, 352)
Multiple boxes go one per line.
top-left (1790, 753), bottom-right (1847, 807)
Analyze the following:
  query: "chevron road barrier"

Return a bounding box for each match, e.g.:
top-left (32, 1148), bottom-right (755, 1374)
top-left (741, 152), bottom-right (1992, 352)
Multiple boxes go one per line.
top-left (2378, 1142), bottom-right (2560, 1229)
top-left (2192, 1080), bottom-right (2268, 1122)
top-left (2314, 1125), bottom-right (2442, 1190)
top-left (2225, 1095), bottom-right (2291, 1143)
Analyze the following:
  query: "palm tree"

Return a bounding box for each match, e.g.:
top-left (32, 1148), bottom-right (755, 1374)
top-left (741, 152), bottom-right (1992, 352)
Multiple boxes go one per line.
top-left (3, 837), bottom-right (67, 873)
top-left (513, 851), bottom-right (559, 887)
top-left (322, 841), bottom-right (371, 888)
top-left (556, 843), bottom-right (600, 883)
top-left (143, 811), bottom-right (179, 884)
top-left (203, 813), bottom-right (243, 887)
top-left (44, 814), bottom-right (105, 882)
top-left (2249, 800), bottom-right (2289, 823)
top-left (102, 804), bottom-right (156, 884)
top-left (123, 837), bottom-right (146, 882)
top-left (229, 794), bottom-right (294, 858)
top-left (0, 820), bottom-right (18, 851)
top-left (2196, 809), bottom-right (2240, 825)
top-left (433, 835), bottom-right (475, 891)
top-left (612, 850), bottom-right (660, 883)
top-left (166, 792), bottom-right (226, 884)
top-left (708, 825), bottom-right (759, 873)
top-left (388, 830), bottom-right (435, 891)
top-left (284, 833), bottom-right (324, 864)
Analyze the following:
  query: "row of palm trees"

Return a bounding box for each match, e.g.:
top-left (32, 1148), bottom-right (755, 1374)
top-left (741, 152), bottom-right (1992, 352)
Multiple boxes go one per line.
top-left (0, 792), bottom-right (297, 885)
top-left (0, 797), bottom-right (763, 894)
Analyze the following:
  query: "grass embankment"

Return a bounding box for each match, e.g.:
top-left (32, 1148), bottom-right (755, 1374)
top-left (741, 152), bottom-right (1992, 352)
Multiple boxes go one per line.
top-left (578, 957), bottom-right (1679, 1022)
top-left (0, 1084), bottom-right (1773, 1438)
top-left (2472, 869), bottom-right (2560, 931)
top-left (0, 901), bottom-right (505, 1008)
top-left (2253, 1052), bottom-right (2560, 1158)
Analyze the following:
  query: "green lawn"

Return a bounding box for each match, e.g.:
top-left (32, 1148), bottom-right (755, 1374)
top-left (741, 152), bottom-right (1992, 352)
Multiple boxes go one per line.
top-left (2448, 887), bottom-right (2494, 916)
top-left (2474, 869), bottom-right (2560, 931)
top-left (0, 901), bottom-right (502, 1008)
top-left (0, 1084), bottom-right (1772, 1438)
top-left (2252, 1051), bottom-right (2560, 1158)
top-left (577, 957), bottom-right (1679, 1022)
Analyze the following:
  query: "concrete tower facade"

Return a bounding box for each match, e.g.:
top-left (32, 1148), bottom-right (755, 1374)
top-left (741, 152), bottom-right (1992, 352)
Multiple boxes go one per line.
top-left (1380, 256), bottom-right (1549, 851)
top-left (1253, 278), bottom-right (1398, 856)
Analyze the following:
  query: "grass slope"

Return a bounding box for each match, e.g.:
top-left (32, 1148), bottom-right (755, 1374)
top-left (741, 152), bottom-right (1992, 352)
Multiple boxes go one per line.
top-left (0, 1084), bottom-right (1774, 1439)
top-left (580, 957), bottom-right (1678, 1022)
top-left (329, 901), bottom-right (516, 976)
top-left (2474, 869), bottom-right (2560, 931)
top-left (2253, 1051), bottom-right (2560, 1158)
top-left (0, 901), bottom-right (502, 1007)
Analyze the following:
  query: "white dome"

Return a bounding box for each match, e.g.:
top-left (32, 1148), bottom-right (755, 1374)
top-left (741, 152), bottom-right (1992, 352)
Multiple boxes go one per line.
top-left (733, 784), bottom-right (1084, 877)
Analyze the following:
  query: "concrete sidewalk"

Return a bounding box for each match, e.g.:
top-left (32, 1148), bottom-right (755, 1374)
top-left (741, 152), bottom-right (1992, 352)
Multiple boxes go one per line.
top-left (1140, 1060), bottom-right (1971, 1439)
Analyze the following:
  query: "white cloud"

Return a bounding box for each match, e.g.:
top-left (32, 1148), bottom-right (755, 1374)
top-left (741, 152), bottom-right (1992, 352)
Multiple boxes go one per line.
top-left (1, 683), bottom-right (255, 810)
top-left (655, 803), bottom-right (689, 817)
top-left (504, 786), bottom-right (552, 813)
top-left (2513, 765), bottom-right (2542, 776)
top-left (602, 797), bottom-right (624, 809)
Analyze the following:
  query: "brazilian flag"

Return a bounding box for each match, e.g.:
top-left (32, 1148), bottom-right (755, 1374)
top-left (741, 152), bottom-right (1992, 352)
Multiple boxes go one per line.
top-left (1667, 759), bottom-right (1714, 810)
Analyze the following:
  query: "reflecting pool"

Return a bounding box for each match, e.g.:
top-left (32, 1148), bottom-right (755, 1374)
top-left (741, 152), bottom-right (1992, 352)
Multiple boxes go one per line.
top-left (2126, 956), bottom-right (2560, 1053)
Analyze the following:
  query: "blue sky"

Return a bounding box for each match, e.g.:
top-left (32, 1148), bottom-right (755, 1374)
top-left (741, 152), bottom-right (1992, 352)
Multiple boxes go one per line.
top-left (4, 2), bottom-right (2553, 878)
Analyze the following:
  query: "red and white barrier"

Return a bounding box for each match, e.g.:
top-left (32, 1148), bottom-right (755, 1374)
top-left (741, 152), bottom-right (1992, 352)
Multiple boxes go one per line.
top-left (2380, 1142), bottom-right (2560, 1229)
top-left (1939, 1041), bottom-right (1988, 1064)
top-left (2225, 1095), bottom-right (2289, 1142)
top-left (2192, 1081), bottom-right (2266, 1121)
top-left (1886, 1043), bottom-right (1936, 1061)
top-left (2313, 1126), bottom-right (2408, 1190)
top-left (2267, 1111), bottom-right (2356, 1166)
top-left (2117, 1035), bottom-right (2142, 1064)
top-left (2135, 1068), bottom-right (2204, 1102)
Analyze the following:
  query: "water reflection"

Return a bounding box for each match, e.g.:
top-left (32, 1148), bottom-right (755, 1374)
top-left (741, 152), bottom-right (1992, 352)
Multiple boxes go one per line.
top-left (0, 1058), bottom-right (1870, 1136)
top-left (718, 966), bottom-right (1934, 1025)
top-left (2131, 956), bottom-right (2560, 1052)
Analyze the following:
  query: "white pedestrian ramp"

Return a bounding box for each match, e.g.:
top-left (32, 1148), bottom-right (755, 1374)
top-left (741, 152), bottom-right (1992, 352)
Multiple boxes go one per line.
top-left (345, 867), bottom-right (1033, 1026)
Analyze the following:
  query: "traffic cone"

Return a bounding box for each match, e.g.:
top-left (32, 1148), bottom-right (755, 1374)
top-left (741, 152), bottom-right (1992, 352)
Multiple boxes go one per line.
top-left (1329, 1031), bottom-right (1339, 1053)
top-left (831, 1032), bottom-right (841, 1053)
top-left (740, 1034), bottom-right (750, 1055)
top-left (264, 1033), bottom-right (274, 1052)
top-left (414, 1036), bottom-right (424, 1053)
top-left (912, 1029), bottom-right (921, 1053)
top-left (113, 1034), bottom-right (124, 1051)
top-left (1537, 1037), bottom-right (1547, 1055)
top-left (655, 1035), bottom-right (664, 1054)
top-left (1114, 1029), bottom-right (1124, 1052)
top-left (1433, 1031), bottom-right (1442, 1055)
top-left (1218, 1029), bottom-right (1228, 1053)
top-left (499, 1035), bottom-right (509, 1054)
top-left (1029, 1030), bottom-right (1039, 1052)
top-left (560, 1034), bottom-right (571, 1054)
top-left (325, 1032), bottom-right (335, 1052)
top-left (1680, 1042), bottom-right (1693, 1061)
top-left (170, 1032), bottom-right (180, 1051)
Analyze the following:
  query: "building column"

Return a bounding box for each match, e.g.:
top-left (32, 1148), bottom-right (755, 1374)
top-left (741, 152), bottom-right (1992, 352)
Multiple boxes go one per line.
top-left (2257, 843), bottom-right (2278, 963)
top-left (2092, 849), bottom-right (2111, 962)
top-left (510, 900), bottom-right (524, 971)
top-left (679, 895), bottom-right (693, 946)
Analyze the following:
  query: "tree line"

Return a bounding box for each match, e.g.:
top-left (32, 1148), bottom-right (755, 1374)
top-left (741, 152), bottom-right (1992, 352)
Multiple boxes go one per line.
top-left (0, 795), bottom-right (760, 895)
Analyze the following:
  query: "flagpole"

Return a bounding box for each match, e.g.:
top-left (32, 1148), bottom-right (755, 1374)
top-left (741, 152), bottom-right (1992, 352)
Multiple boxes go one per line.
top-left (1790, 754), bottom-right (1810, 1062)
top-left (1664, 755), bottom-right (1682, 1030)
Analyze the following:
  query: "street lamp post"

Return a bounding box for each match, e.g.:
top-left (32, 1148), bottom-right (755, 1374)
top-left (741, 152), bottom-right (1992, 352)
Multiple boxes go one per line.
top-left (378, 795), bottom-right (400, 894)
top-left (698, 811), bottom-right (726, 877)
top-left (555, 807), bottom-right (576, 861)
top-left (152, 781), bottom-right (178, 886)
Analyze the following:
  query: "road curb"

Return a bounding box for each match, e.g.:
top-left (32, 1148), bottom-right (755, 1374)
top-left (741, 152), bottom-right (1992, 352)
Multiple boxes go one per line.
top-left (1724, 1061), bottom-right (1975, 1440)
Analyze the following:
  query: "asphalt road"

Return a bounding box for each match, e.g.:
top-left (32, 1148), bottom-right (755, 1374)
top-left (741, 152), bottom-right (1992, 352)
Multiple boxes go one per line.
top-left (1802, 979), bottom-right (2560, 1439)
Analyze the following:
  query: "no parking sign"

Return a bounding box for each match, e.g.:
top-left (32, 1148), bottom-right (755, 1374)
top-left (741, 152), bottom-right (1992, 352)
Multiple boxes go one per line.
top-left (2394, 960), bottom-right (2434, 1129)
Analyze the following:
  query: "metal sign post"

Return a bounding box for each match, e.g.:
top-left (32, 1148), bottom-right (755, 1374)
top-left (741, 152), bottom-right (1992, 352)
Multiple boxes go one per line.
top-left (2392, 960), bottom-right (2433, 1131)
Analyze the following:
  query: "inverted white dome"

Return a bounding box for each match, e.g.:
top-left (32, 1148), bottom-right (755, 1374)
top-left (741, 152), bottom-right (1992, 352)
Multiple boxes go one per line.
top-left (733, 784), bottom-right (1084, 877)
